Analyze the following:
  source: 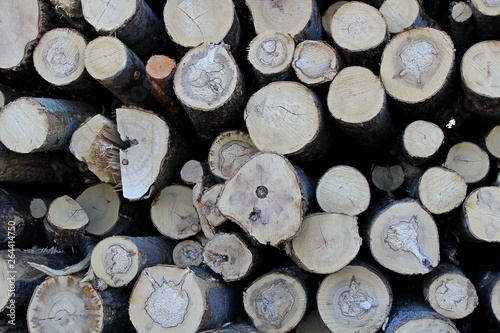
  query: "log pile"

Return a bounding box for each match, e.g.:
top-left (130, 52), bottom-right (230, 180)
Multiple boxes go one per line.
top-left (0, 1), bottom-right (499, 332)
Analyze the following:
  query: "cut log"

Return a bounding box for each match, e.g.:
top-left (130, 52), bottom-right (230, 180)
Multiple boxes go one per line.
top-left (379, 27), bottom-right (455, 120)
top-left (322, 1), bottom-right (349, 37)
top-left (44, 195), bottom-right (89, 250)
top-left (422, 262), bottom-right (478, 319)
top-left (217, 152), bottom-right (313, 246)
top-left (410, 166), bottom-right (467, 215)
top-left (245, 0), bottom-right (322, 41)
top-left (84, 36), bottom-right (158, 109)
top-left (172, 239), bottom-right (204, 267)
top-left (116, 106), bottom-right (188, 200)
top-left (200, 183), bottom-right (227, 228)
top-left (199, 322), bottom-right (260, 333)
top-left (180, 160), bottom-right (209, 185)
top-left (27, 275), bottom-right (132, 333)
top-left (208, 130), bottom-right (259, 181)
top-left (443, 141), bottom-right (490, 185)
top-left (316, 261), bottom-right (393, 333)
top-left (0, 85), bottom-right (31, 108)
top-left (245, 81), bottom-right (332, 161)
top-left (243, 267), bottom-right (310, 333)
top-left (474, 270), bottom-right (500, 324)
top-left (365, 198), bottom-right (440, 274)
top-left (449, 1), bottom-right (475, 63)
top-left (0, 97), bottom-right (99, 153)
top-left (129, 264), bottom-right (239, 332)
top-left (485, 125), bottom-right (500, 161)
top-left (379, 0), bottom-right (437, 35)
top-left (330, 1), bottom-right (388, 70)
top-left (285, 212), bottom-right (362, 274)
top-left (468, 0), bottom-right (500, 40)
top-left (316, 166), bottom-right (371, 216)
top-left (401, 120), bottom-right (445, 166)
top-left (460, 186), bottom-right (500, 242)
top-left (295, 309), bottom-right (330, 333)
top-left (29, 198), bottom-right (51, 220)
top-left (173, 42), bottom-right (246, 141)
top-left (193, 176), bottom-right (219, 240)
top-left (91, 235), bottom-right (174, 288)
top-left (292, 40), bottom-right (340, 87)
top-left (49, 0), bottom-right (93, 33)
top-left (81, 0), bottom-right (168, 60)
top-left (371, 164), bottom-right (405, 195)
top-left (164, 0), bottom-right (241, 54)
top-left (327, 66), bottom-right (395, 154)
top-left (461, 40), bottom-right (500, 121)
top-left (150, 185), bottom-right (201, 240)
top-left (247, 31), bottom-right (295, 87)
top-left (76, 183), bottom-right (138, 237)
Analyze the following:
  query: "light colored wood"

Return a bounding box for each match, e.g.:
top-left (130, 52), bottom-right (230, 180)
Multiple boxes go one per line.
top-left (450, 1), bottom-right (474, 62)
top-left (322, 1), bottom-right (348, 37)
top-left (208, 130), bottom-right (259, 181)
top-left (50, 0), bottom-right (91, 32)
top-left (461, 186), bottom-right (500, 242)
top-left (0, 97), bottom-right (99, 154)
top-left (469, 0), bottom-right (500, 40)
top-left (285, 213), bottom-right (362, 274)
top-left (380, 0), bottom-right (436, 34)
top-left (475, 270), bottom-right (500, 324)
top-left (201, 184), bottom-right (227, 228)
top-left (371, 164), bottom-right (405, 194)
top-left (317, 262), bottom-right (393, 333)
top-left (173, 240), bottom-right (204, 267)
top-left (129, 264), bottom-right (239, 332)
top-left (193, 177), bottom-right (218, 240)
top-left (402, 120), bottom-right (444, 165)
top-left (173, 42), bottom-right (246, 141)
top-left (30, 198), bottom-right (50, 219)
top-left (248, 31), bottom-right (295, 86)
top-left (245, 81), bottom-right (331, 161)
top-left (486, 125), bottom-right (500, 161)
top-left (292, 40), bottom-right (340, 86)
top-left (366, 199), bottom-right (440, 274)
top-left (150, 185), bottom-right (201, 240)
top-left (295, 310), bottom-right (331, 333)
top-left (316, 166), bottom-right (370, 216)
top-left (217, 152), bottom-right (312, 247)
top-left (180, 160), bottom-right (209, 185)
top-left (443, 141), bottom-right (490, 184)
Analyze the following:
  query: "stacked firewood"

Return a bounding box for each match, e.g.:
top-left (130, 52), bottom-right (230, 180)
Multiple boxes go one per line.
top-left (0, 0), bottom-right (499, 332)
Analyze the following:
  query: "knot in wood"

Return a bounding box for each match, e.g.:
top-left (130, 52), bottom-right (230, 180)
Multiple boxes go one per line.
top-left (256, 185), bottom-right (268, 198)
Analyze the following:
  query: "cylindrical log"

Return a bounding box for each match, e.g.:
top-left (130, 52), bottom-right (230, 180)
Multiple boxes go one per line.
top-left (193, 177), bottom-right (219, 240)
top-left (285, 212), bottom-right (362, 274)
top-left (449, 1), bottom-right (475, 63)
top-left (371, 164), bottom-right (405, 196)
top-left (199, 322), bottom-right (259, 333)
top-left (468, 0), bottom-right (500, 40)
top-left (129, 264), bottom-right (240, 332)
top-left (443, 141), bottom-right (490, 185)
top-left (49, 0), bottom-right (94, 33)
top-left (401, 120), bottom-right (445, 166)
top-left (317, 261), bottom-right (393, 333)
top-left (173, 239), bottom-right (204, 267)
top-left (173, 42), bottom-right (246, 141)
top-left (322, 1), bottom-right (349, 37)
top-left (29, 198), bottom-right (51, 220)
top-left (0, 85), bottom-right (32, 108)
top-left (0, 97), bottom-right (99, 153)
top-left (474, 270), bottom-right (500, 324)
top-left (379, 0), bottom-right (438, 35)
top-left (180, 159), bottom-right (209, 185)
top-left (200, 183), bottom-right (227, 228)
top-left (485, 125), bottom-right (500, 161)
top-left (460, 186), bottom-right (500, 242)
top-left (295, 309), bottom-right (330, 333)
top-left (245, 81), bottom-right (332, 161)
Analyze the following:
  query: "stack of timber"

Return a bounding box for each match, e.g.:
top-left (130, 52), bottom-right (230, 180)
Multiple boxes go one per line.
top-left (0, 1), bottom-right (499, 332)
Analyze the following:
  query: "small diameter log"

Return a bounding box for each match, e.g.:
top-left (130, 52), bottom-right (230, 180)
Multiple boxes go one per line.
top-left (208, 130), bottom-right (259, 181)
top-left (116, 106), bottom-right (187, 200)
top-left (285, 213), bottom-right (362, 274)
top-left (129, 264), bottom-right (239, 332)
top-left (365, 198), bottom-right (440, 274)
top-left (150, 185), bottom-right (201, 240)
top-left (81, 0), bottom-right (168, 60)
top-left (402, 120), bottom-right (445, 166)
top-left (84, 36), bottom-right (157, 109)
top-left (164, 0), bottom-right (241, 54)
top-left (243, 268), bottom-right (310, 333)
top-left (327, 66), bottom-right (395, 154)
top-left (30, 198), bottom-right (51, 220)
top-left (411, 166), bottom-right (467, 215)
top-left (180, 160), bottom-right (209, 185)
top-left (173, 42), bottom-right (246, 141)
top-left (44, 195), bottom-right (89, 250)
top-left (443, 141), bottom-right (490, 185)
top-left (468, 0), bottom-right (500, 40)
top-left (379, 27), bottom-right (455, 119)
top-left (246, 0), bottom-right (322, 42)
top-left (203, 232), bottom-right (262, 282)
top-left (322, 1), bottom-right (349, 37)
top-left (199, 322), bottom-right (260, 333)
top-left (422, 262), bottom-right (478, 319)
top-left (317, 262), bottom-right (393, 333)
top-left (330, 2), bottom-right (388, 70)
top-left (292, 40), bottom-right (340, 87)
top-left (91, 236), bottom-right (174, 288)
top-left (27, 275), bottom-right (132, 333)
top-left (460, 186), bottom-right (500, 242)
top-left (0, 97), bottom-right (99, 153)
top-left (295, 310), bottom-right (330, 333)
top-left (316, 165), bottom-right (371, 216)
top-left (245, 81), bottom-right (331, 161)
top-left (247, 31), bottom-right (295, 87)
top-left (217, 152), bottom-right (313, 247)
top-left (173, 239), bottom-right (204, 267)
top-left (449, 1), bottom-right (475, 63)
top-left (485, 125), bottom-right (500, 161)
top-left (379, 0), bottom-right (437, 35)
top-left (474, 270), bottom-right (500, 324)
top-left (76, 183), bottom-right (137, 237)
top-left (371, 164), bottom-right (405, 195)
top-left (461, 40), bottom-right (500, 120)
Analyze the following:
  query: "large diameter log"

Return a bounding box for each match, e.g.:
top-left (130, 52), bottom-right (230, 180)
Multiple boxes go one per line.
top-left (365, 198), bottom-right (440, 274)
top-left (0, 97), bottom-right (99, 153)
top-left (173, 42), bottom-right (246, 141)
top-left (379, 0), bottom-right (437, 35)
top-left (129, 264), bottom-right (240, 332)
top-left (468, 0), bottom-right (500, 40)
top-left (27, 275), bottom-right (132, 333)
top-left (285, 213), bottom-right (362, 274)
top-left (443, 141), bottom-right (490, 185)
top-left (292, 40), bottom-right (340, 87)
top-left (217, 152), bottom-right (314, 247)
top-left (81, 0), bottom-right (168, 60)
top-left (245, 81), bottom-right (332, 161)
top-left (460, 186), bottom-right (500, 242)
top-left (317, 262), bottom-right (393, 333)
top-left (380, 27), bottom-right (455, 120)
top-left (401, 120), bottom-right (445, 166)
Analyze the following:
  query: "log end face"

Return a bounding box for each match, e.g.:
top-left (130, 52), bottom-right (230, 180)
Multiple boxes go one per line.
top-left (84, 36), bottom-right (128, 81)
top-left (461, 40), bottom-right (500, 99)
